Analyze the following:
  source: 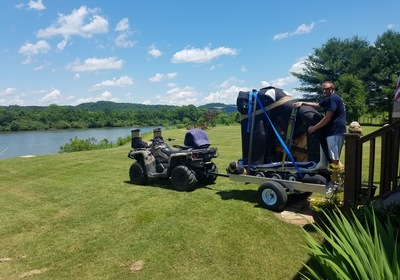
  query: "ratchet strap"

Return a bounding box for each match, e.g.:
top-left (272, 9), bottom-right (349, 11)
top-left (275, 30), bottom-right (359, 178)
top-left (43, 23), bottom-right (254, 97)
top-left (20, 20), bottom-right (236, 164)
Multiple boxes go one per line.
top-left (282, 107), bottom-right (298, 169)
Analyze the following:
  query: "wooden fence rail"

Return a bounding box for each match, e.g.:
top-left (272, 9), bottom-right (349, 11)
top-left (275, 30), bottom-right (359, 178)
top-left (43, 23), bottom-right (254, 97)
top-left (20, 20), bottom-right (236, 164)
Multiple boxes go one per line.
top-left (343, 120), bottom-right (400, 210)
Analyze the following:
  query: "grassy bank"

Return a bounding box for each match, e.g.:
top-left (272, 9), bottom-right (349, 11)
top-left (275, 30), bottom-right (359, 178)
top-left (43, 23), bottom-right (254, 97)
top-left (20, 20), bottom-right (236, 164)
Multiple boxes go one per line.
top-left (0, 125), bottom-right (323, 279)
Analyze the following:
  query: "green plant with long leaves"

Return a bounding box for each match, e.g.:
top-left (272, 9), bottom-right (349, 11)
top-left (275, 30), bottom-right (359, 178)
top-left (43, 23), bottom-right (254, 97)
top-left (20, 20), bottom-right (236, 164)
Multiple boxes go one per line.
top-left (302, 207), bottom-right (399, 280)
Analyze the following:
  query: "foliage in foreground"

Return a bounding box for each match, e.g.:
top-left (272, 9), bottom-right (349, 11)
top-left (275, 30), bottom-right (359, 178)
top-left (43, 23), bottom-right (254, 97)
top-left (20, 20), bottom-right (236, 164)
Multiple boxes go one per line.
top-left (302, 207), bottom-right (399, 280)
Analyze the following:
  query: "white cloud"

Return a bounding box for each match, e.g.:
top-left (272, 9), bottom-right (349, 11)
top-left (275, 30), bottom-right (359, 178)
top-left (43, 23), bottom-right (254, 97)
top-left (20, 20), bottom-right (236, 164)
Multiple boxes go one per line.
top-left (254, 58), bottom-right (304, 95)
top-left (0, 97), bottom-right (25, 106)
top-left (167, 73), bottom-right (177, 79)
top-left (156, 86), bottom-right (199, 105)
top-left (142, 99), bottom-right (152, 105)
top-left (92, 75), bottom-right (134, 89)
top-left (261, 76), bottom-right (296, 88)
top-left (289, 57), bottom-right (306, 73)
top-left (37, 6), bottom-right (108, 39)
top-left (33, 65), bottom-right (45, 71)
top-left (19, 40), bottom-right (50, 56)
top-left (29, 0), bottom-right (46, 11)
top-left (260, 58), bottom-right (306, 98)
top-left (149, 44), bottom-right (162, 58)
top-left (273, 32), bottom-right (289, 40)
top-left (0, 87), bottom-right (17, 97)
top-left (39, 89), bottom-right (61, 104)
top-left (115, 33), bottom-right (135, 48)
top-left (273, 22), bottom-right (315, 41)
top-left (149, 73), bottom-right (163, 83)
top-left (292, 22), bottom-right (314, 35)
top-left (115, 18), bottom-right (129, 32)
top-left (66, 57), bottom-right (124, 72)
top-left (15, 0), bottom-right (45, 10)
top-left (19, 40), bottom-right (51, 64)
top-left (114, 18), bottom-right (135, 48)
top-left (149, 72), bottom-right (177, 83)
top-left (56, 36), bottom-right (70, 51)
top-left (202, 77), bottom-right (247, 105)
top-left (171, 46), bottom-right (238, 63)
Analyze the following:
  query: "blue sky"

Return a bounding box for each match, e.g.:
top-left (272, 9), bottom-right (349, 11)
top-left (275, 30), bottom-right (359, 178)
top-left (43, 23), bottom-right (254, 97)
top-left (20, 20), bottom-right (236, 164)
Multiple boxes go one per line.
top-left (1, 0), bottom-right (399, 107)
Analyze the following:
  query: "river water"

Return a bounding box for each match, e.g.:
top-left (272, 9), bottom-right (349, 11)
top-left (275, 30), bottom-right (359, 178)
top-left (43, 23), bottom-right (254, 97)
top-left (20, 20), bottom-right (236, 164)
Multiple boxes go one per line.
top-left (0, 126), bottom-right (160, 160)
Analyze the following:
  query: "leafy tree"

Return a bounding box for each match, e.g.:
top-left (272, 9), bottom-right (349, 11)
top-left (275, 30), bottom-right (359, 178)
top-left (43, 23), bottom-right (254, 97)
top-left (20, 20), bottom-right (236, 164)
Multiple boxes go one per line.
top-left (369, 30), bottom-right (400, 121)
top-left (337, 74), bottom-right (367, 122)
top-left (292, 36), bottom-right (372, 103)
top-left (293, 31), bottom-right (400, 122)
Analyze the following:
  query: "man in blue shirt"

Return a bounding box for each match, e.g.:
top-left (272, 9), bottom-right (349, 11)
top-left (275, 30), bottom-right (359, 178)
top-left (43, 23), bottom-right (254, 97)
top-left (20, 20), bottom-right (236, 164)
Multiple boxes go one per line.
top-left (294, 81), bottom-right (346, 195)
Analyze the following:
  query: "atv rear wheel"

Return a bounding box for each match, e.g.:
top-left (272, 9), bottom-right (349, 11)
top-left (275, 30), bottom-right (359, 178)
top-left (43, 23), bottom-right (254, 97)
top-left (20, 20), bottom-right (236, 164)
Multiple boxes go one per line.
top-left (129, 162), bottom-right (148, 185)
top-left (170, 165), bottom-right (196, 192)
top-left (196, 163), bottom-right (218, 185)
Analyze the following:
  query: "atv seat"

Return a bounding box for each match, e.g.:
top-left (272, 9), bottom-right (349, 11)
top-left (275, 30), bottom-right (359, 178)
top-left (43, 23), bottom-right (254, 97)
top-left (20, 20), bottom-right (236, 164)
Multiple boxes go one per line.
top-left (184, 129), bottom-right (211, 149)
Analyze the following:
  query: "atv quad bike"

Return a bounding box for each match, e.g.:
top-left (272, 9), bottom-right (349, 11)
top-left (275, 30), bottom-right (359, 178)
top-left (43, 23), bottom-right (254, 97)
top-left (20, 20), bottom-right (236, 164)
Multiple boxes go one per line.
top-left (128, 128), bottom-right (219, 191)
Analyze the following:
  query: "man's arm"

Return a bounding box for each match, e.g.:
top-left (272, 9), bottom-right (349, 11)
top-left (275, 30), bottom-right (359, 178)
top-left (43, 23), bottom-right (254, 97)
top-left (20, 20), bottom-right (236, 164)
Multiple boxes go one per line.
top-left (293, 101), bottom-right (320, 108)
top-left (308, 111), bottom-right (334, 134)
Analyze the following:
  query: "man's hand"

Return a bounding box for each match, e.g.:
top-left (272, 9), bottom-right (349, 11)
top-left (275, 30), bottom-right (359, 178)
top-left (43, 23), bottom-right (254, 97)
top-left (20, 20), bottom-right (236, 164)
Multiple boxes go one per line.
top-left (293, 102), bottom-right (303, 108)
top-left (308, 126), bottom-right (317, 134)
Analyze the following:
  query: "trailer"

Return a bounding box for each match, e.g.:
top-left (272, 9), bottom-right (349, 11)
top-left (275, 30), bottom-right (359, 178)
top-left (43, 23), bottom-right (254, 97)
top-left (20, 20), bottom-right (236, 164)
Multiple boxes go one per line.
top-left (220, 87), bottom-right (331, 211)
top-left (218, 172), bottom-right (326, 212)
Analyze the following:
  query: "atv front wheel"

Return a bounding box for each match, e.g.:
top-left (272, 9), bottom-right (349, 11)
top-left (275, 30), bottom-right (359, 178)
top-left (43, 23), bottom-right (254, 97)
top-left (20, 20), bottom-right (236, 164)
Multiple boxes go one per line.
top-left (170, 165), bottom-right (196, 192)
top-left (129, 162), bottom-right (148, 185)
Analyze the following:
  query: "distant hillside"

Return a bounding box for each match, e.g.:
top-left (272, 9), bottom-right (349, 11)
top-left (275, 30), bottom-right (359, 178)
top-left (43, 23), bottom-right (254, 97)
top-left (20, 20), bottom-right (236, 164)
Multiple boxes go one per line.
top-left (198, 103), bottom-right (237, 113)
top-left (76, 101), bottom-right (177, 111)
top-left (1, 101), bottom-right (237, 113)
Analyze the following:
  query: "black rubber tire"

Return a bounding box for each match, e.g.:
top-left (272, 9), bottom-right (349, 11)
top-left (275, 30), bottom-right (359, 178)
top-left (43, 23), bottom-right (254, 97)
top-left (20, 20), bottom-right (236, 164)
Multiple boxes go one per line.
top-left (129, 162), bottom-right (148, 185)
top-left (286, 174), bottom-right (298, 181)
top-left (254, 171), bottom-right (265, 177)
top-left (170, 165), bottom-right (197, 192)
top-left (258, 181), bottom-right (287, 212)
top-left (197, 163), bottom-right (218, 185)
top-left (270, 173), bottom-right (282, 179)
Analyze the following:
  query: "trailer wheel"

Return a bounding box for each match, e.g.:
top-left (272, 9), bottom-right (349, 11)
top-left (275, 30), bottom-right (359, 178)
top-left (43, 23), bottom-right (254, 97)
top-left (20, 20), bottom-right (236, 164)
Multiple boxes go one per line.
top-left (254, 171), bottom-right (265, 177)
top-left (171, 165), bottom-right (196, 192)
top-left (258, 181), bottom-right (287, 212)
top-left (286, 174), bottom-right (298, 181)
top-left (270, 173), bottom-right (282, 179)
top-left (129, 162), bottom-right (148, 185)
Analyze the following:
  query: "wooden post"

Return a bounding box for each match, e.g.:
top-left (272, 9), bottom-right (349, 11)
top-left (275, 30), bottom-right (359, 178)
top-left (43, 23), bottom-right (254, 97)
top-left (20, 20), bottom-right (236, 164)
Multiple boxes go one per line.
top-left (343, 133), bottom-right (361, 211)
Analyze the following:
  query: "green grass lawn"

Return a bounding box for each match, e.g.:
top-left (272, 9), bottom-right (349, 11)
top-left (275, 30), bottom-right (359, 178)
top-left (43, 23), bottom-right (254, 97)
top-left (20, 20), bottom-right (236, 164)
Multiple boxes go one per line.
top-left (0, 124), bottom-right (380, 279)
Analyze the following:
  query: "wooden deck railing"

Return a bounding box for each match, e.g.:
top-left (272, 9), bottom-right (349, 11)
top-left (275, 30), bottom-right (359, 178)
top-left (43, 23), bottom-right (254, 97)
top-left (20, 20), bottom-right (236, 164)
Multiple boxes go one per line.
top-left (343, 120), bottom-right (400, 209)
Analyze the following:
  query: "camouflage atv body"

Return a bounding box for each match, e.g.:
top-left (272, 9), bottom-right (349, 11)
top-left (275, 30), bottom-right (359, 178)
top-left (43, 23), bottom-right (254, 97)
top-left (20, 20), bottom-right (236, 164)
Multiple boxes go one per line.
top-left (128, 130), bottom-right (218, 191)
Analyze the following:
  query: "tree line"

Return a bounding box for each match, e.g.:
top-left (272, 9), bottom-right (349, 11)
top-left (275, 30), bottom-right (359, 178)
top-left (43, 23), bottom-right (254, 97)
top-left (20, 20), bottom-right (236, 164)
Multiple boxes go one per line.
top-left (293, 30), bottom-right (400, 122)
top-left (0, 102), bottom-right (240, 132)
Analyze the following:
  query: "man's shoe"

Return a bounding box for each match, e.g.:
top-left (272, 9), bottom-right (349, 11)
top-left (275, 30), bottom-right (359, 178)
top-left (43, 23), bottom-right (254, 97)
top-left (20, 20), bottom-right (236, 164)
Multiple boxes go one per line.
top-left (325, 182), bottom-right (335, 197)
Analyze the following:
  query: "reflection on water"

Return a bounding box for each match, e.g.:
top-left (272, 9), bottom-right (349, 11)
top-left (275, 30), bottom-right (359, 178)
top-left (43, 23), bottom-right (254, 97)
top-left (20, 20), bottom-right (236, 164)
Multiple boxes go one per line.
top-left (0, 126), bottom-right (160, 160)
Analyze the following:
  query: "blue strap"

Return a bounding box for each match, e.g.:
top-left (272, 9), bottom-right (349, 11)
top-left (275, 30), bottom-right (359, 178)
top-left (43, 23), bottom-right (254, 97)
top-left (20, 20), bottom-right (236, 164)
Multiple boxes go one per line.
top-left (246, 90), bottom-right (255, 132)
top-left (252, 91), bottom-right (303, 179)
